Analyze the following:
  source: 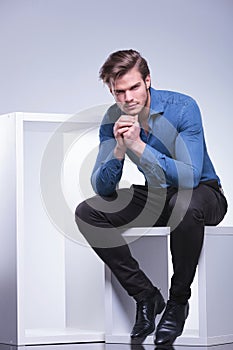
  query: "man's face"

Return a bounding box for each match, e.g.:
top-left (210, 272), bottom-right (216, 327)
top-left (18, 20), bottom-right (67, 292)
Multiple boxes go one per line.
top-left (110, 66), bottom-right (151, 116)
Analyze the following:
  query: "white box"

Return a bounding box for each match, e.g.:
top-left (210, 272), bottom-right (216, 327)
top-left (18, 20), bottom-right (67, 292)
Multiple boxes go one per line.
top-left (105, 226), bottom-right (233, 346)
top-left (0, 112), bottom-right (105, 345)
top-left (105, 227), bottom-right (169, 344)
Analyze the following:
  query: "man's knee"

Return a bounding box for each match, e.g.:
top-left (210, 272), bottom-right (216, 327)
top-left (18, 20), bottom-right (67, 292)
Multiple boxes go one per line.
top-left (75, 201), bottom-right (90, 223)
top-left (168, 190), bottom-right (204, 225)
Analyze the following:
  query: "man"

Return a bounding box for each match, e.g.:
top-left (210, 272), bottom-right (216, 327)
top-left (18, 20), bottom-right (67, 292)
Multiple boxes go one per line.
top-left (75, 49), bottom-right (227, 345)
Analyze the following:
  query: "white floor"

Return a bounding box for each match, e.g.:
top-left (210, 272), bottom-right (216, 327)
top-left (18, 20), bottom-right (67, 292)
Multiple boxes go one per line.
top-left (0, 342), bottom-right (233, 350)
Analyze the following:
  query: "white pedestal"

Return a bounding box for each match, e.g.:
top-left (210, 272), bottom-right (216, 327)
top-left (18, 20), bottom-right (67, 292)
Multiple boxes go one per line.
top-left (105, 227), bottom-right (170, 344)
top-left (0, 112), bottom-right (105, 345)
top-left (105, 226), bottom-right (233, 346)
top-left (176, 226), bottom-right (233, 346)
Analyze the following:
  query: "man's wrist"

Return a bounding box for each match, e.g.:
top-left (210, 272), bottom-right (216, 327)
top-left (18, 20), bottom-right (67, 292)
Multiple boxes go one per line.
top-left (114, 146), bottom-right (126, 160)
top-left (129, 140), bottom-right (146, 158)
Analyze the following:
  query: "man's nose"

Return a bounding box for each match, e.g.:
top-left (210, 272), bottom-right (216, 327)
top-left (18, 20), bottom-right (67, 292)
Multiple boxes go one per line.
top-left (124, 90), bottom-right (133, 102)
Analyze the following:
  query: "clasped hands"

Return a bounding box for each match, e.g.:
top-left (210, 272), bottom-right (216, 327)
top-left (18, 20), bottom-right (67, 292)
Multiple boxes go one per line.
top-left (113, 114), bottom-right (146, 160)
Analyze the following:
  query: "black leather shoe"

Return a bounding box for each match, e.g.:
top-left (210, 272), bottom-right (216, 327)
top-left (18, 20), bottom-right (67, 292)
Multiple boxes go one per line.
top-left (130, 289), bottom-right (165, 340)
top-left (155, 300), bottom-right (189, 345)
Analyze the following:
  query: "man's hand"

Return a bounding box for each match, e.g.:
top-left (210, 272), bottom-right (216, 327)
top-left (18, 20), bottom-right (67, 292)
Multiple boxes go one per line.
top-left (113, 115), bottom-right (146, 159)
top-left (113, 115), bottom-right (133, 159)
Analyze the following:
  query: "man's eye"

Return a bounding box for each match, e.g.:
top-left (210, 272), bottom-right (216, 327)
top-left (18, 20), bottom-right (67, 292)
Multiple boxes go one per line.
top-left (131, 85), bottom-right (140, 90)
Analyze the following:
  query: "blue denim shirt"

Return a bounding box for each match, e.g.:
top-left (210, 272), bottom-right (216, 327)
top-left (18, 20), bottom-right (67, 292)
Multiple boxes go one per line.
top-left (91, 88), bottom-right (220, 196)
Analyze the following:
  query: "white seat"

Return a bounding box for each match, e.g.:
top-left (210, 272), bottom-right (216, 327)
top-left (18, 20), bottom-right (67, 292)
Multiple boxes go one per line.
top-left (105, 226), bottom-right (233, 346)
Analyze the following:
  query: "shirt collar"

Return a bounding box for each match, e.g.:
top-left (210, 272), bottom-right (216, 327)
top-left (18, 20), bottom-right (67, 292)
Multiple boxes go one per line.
top-left (149, 87), bottom-right (164, 116)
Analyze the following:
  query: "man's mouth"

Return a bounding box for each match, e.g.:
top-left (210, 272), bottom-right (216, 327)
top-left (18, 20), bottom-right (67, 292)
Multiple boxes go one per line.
top-left (125, 103), bottom-right (138, 110)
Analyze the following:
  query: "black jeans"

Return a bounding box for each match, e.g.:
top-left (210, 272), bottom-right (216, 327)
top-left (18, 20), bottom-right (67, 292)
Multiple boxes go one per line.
top-left (75, 181), bottom-right (227, 304)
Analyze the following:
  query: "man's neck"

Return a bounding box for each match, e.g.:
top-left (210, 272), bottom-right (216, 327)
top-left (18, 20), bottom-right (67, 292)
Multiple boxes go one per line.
top-left (139, 90), bottom-right (151, 127)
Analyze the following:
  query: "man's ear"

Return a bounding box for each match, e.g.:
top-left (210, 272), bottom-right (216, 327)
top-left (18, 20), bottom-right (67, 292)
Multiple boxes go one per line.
top-left (145, 74), bottom-right (151, 89)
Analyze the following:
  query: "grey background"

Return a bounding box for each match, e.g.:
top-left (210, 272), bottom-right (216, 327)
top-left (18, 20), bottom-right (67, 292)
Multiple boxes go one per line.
top-left (0, 0), bottom-right (232, 224)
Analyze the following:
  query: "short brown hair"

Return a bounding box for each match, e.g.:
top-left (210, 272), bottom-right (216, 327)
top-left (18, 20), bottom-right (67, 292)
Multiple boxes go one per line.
top-left (99, 49), bottom-right (150, 85)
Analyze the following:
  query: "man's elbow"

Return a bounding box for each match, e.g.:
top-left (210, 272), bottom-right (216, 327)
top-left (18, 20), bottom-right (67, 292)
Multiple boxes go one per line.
top-left (192, 167), bottom-right (202, 188)
top-left (185, 168), bottom-right (201, 189)
top-left (91, 177), bottom-right (116, 197)
top-left (178, 167), bottom-right (201, 189)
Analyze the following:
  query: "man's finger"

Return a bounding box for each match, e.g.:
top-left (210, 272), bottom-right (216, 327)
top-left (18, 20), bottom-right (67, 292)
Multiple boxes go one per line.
top-left (118, 115), bottom-right (136, 123)
top-left (115, 126), bottom-right (130, 137)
